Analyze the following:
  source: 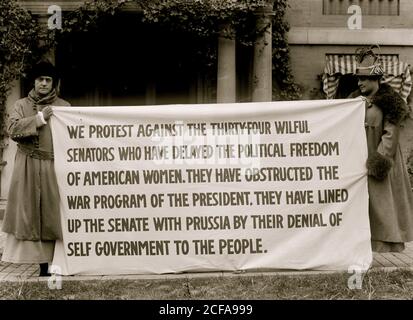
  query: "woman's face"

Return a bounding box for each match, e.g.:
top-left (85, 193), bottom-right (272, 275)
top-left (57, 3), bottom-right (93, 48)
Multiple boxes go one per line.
top-left (34, 76), bottom-right (53, 96)
top-left (357, 76), bottom-right (379, 96)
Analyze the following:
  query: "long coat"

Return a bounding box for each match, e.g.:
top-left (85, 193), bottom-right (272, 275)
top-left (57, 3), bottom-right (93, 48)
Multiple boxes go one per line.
top-left (1, 95), bottom-right (70, 241)
top-left (349, 84), bottom-right (413, 243)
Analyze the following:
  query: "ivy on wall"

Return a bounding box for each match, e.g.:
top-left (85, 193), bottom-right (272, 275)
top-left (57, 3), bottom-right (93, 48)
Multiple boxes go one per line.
top-left (271, 0), bottom-right (301, 100)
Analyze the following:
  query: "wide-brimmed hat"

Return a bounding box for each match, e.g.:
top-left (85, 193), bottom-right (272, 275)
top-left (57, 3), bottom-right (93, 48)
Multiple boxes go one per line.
top-left (354, 46), bottom-right (384, 77)
top-left (29, 60), bottom-right (59, 85)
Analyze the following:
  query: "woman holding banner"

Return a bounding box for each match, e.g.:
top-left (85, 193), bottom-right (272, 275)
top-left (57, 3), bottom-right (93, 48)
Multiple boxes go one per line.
top-left (348, 47), bottom-right (413, 252)
top-left (1, 61), bottom-right (70, 276)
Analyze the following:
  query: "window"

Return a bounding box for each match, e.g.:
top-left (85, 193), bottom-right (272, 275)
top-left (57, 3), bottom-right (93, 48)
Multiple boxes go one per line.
top-left (323, 0), bottom-right (399, 15)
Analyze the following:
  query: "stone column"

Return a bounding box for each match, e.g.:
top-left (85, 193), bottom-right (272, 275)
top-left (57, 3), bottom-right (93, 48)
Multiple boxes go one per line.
top-left (217, 24), bottom-right (236, 103)
top-left (252, 6), bottom-right (274, 102)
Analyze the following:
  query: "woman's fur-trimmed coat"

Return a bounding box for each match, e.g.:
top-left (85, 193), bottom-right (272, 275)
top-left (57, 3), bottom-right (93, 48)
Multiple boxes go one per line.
top-left (349, 84), bottom-right (413, 244)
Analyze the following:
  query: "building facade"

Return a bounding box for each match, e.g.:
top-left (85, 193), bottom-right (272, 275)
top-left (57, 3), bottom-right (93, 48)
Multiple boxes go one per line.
top-left (287, 0), bottom-right (413, 100)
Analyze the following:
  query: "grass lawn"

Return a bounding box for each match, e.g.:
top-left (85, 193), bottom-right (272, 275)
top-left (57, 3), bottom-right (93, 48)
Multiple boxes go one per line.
top-left (1, 269), bottom-right (413, 300)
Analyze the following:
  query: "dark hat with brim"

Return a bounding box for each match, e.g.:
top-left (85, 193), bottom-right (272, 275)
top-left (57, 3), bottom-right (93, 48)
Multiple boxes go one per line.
top-left (354, 48), bottom-right (384, 77)
top-left (30, 61), bottom-right (59, 85)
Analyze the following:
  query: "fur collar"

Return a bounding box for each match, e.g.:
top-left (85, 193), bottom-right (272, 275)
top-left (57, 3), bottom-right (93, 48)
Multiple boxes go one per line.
top-left (372, 83), bottom-right (407, 124)
top-left (348, 83), bottom-right (407, 124)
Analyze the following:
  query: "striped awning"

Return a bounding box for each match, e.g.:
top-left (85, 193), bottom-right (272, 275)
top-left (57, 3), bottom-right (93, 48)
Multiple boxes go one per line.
top-left (322, 54), bottom-right (412, 101)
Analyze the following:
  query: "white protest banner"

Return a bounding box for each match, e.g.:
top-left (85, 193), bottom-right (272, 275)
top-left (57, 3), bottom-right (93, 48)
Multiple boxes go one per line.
top-left (50, 99), bottom-right (371, 275)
